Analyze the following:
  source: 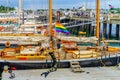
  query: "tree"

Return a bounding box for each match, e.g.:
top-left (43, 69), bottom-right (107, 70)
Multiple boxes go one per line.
top-left (66, 8), bottom-right (70, 11)
top-left (59, 8), bottom-right (64, 11)
top-left (0, 5), bottom-right (15, 13)
top-left (26, 9), bottom-right (33, 14)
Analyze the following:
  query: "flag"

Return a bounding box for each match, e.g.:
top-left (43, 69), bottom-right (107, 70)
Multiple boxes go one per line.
top-left (109, 4), bottom-right (114, 9)
top-left (55, 22), bottom-right (70, 34)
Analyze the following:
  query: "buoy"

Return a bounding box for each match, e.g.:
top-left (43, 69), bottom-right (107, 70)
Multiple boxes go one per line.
top-left (79, 31), bottom-right (86, 35)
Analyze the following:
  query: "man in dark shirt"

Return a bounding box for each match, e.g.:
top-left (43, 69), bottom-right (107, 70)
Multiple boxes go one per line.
top-left (57, 39), bottom-right (61, 49)
top-left (57, 39), bottom-right (61, 59)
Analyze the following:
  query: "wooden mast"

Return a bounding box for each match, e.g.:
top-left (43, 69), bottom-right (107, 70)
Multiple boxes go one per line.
top-left (49, 0), bottom-right (53, 48)
top-left (96, 0), bottom-right (100, 45)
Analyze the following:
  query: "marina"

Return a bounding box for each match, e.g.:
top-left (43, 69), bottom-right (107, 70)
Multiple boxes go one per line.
top-left (0, 0), bottom-right (120, 80)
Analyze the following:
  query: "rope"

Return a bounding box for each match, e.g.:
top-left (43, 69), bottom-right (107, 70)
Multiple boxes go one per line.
top-left (110, 53), bottom-right (119, 70)
top-left (41, 51), bottom-right (57, 78)
top-left (96, 58), bottom-right (106, 67)
top-left (8, 70), bottom-right (15, 79)
top-left (96, 52), bottom-right (120, 71)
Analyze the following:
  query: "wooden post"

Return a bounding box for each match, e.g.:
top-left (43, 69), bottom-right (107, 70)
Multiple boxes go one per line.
top-left (116, 24), bottom-right (119, 40)
top-left (109, 24), bottom-right (112, 39)
top-left (92, 26), bottom-right (95, 36)
top-left (87, 24), bottom-right (91, 37)
top-left (103, 22), bottom-right (107, 38)
top-left (77, 27), bottom-right (79, 36)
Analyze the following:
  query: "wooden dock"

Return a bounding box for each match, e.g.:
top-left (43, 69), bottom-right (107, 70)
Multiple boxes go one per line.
top-left (105, 40), bottom-right (120, 43)
top-left (2, 67), bottom-right (120, 80)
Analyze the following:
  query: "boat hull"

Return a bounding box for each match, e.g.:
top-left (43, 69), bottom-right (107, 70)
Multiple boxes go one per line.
top-left (0, 55), bottom-right (119, 70)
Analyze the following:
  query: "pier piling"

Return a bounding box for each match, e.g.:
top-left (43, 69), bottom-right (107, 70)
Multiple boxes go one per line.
top-left (116, 24), bottom-right (119, 40)
top-left (103, 23), bottom-right (107, 38)
top-left (108, 24), bottom-right (112, 39)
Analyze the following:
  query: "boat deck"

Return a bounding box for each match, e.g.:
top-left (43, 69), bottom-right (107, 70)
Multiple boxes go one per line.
top-left (0, 47), bottom-right (120, 61)
top-left (2, 67), bottom-right (120, 80)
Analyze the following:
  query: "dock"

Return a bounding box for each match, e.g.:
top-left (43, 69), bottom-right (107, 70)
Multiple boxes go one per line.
top-left (2, 67), bottom-right (120, 80)
top-left (105, 40), bottom-right (120, 43)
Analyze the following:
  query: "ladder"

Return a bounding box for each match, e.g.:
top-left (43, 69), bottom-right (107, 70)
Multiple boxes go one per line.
top-left (70, 61), bottom-right (84, 73)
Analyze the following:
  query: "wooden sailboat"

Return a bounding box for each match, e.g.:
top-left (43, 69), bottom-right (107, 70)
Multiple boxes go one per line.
top-left (0, 0), bottom-right (120, 73)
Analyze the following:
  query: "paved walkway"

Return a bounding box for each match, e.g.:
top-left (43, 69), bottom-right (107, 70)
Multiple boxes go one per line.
top-left (2, 67), bottom-right (120, 80)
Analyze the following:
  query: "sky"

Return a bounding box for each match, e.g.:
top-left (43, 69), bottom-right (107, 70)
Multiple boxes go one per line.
top-left (0, 0), bottom-right (120, 10)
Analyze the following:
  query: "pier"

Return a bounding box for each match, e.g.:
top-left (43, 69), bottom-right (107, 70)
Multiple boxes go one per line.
top-left (2, 67), bottom-right (120, 80)
top-left (62, 16), bottom-right (120, 40)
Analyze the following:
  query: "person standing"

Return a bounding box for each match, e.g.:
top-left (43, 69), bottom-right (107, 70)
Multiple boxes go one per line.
top-left (57, 39), bottom-right (61, 59)
top-left (57, 39), bottom-right (61, 49)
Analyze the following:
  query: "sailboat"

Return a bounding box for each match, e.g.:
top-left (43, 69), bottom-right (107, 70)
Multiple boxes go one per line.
top-left (0, 0), bottom-right (120, 75)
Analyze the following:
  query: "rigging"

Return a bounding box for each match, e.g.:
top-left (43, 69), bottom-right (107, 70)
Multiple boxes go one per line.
top-left (41, 0), bottom-right (57, 78)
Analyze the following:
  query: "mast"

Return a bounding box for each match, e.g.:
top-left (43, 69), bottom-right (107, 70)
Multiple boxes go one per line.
top-left (18, 0), bottom-right (24, 25)
top-left (21, 0), bottom-right (24, 24)
top-left (7, 0), bottom-right (9, 12)
top-left (57, 11), bottom-right (60, 22)
top-left (18, 0), bottom-right (21, 25)
top-left (49, 0), bottom-right (53, 48)
top-left (96, 0), bottom-right (100, 44)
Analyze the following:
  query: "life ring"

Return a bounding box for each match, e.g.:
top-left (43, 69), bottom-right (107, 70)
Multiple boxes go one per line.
top-left (5, 42), bottom-right (11, 48)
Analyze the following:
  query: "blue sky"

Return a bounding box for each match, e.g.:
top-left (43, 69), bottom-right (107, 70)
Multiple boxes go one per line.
top-left (0, 0), bottom-right (120, 10)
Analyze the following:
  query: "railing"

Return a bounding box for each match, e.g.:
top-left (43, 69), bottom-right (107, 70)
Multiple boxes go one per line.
top-left (63, 20), bottom-right (94, 28)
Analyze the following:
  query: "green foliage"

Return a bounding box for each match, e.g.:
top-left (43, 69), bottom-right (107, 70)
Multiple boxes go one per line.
top-left (26, 9), bottom-right (33, 13)
top-left (109, 8), bottom-right (120, 14)
top-left (66, 8), bottom-right (70, 11)
top-left (0, 5), bottom-right (15, 13)
top-left (117, 8), bottom-right (120, 13)
top-left (59, 8), bottom-right (64, 11)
